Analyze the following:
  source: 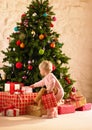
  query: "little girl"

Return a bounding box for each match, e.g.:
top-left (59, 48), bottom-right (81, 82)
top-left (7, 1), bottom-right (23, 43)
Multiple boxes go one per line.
top-left (30, 60), bottom-right (64, 118)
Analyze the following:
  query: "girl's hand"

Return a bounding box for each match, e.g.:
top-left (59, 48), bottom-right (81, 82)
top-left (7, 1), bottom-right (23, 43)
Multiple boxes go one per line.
top-left (30, 84), bottom-right (34, 88)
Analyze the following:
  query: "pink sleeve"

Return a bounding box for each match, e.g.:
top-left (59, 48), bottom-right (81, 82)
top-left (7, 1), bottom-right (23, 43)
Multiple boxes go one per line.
top-left (34, 79), bottom-right (45, 88)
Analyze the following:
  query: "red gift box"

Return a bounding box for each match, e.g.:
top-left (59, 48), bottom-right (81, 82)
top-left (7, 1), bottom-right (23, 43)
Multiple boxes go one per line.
top-left (58, 104), bottom-right (75, 114)
top-left (5, 109), bottom-right (19, 117)
top-left (2, 105), bottom-right (15, 116)
top-left (0, 92), bottom-right (37, 115)
top-left (5, 82), bottom-right (24, 94)
top-left (42, 92), bottom-right (57, 109)
top-left (76, 103), bottom-right (92, 111)
top-left (2, 107), bottom-right (19, 117)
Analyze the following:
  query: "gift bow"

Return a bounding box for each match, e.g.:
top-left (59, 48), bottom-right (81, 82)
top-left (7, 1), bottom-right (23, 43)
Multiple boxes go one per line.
top-left (14, 89), bottom-right (23, 94)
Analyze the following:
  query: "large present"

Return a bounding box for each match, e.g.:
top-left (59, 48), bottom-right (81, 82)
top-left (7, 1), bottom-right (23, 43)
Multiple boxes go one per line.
top-left (42, 92), bottom-right (57, 109)
top-left (76, 103), bottom-right (92, 111)
top-left (58, 104), bottom-right (75, 114)
top-left (27, 104), bottom-right (47, 117)
top-left (0, 92), bottom-right (37, 115)
top-left (5, 82), bottom-right (24, 94)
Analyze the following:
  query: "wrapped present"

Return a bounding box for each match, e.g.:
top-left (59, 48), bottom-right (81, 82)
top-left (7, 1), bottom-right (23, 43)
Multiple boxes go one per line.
top-left (6, 109), bottom-right (19, 117)
top-left (5, 82), bottom-right (24, 94)
top-left (58, 104), bottom-right (75, 114)
top-left (65, 96), bottom-right (86, 109)
top-left (65, 90), bottom-right (86, 109)
top-left (2, 108), bottom-right (19, 117)
top-left (0, 92), bottom-right (37, 115)
top-left (26, 104), bottom-right (47, 117)
top-left (76, 103), bottom-right (92, 111)
top-left (42, 92), bottom-right (57, 109)
top-left (70, 90), bottom-right (85, 100)
top-left (22, 86), bottom-right (32, 94)
top-left (2, 105), bottom-right (15, 116)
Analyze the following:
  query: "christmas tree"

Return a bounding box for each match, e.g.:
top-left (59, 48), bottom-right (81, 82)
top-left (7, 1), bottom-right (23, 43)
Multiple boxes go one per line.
top-left (0, 0), bottom-right (75, 98)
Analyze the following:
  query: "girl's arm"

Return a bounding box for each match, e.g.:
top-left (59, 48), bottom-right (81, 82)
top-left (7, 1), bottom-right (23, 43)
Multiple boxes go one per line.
top-left (30, 79), bottom-right (45, 88)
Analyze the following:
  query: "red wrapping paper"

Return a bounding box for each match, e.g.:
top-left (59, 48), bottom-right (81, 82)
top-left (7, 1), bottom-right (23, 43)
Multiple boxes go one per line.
top-left (6, 109), bottom-right (19, 117)
top-left (58, 104), bottom-right (75, 114)
top-left (0, 92), bottom-right (37, 115)
top-left (5, 82), bottom-right (24, 94)
top-left (42, 92), bottom-right (57, 109)
top-left (76, 103), bottom-right (92, 111)
top-left (2, 105), bottom-right (15, 116)
top-left (2, 108), bottom-right (19, 116)
top-left (10, 82), bottom-right (15, 94)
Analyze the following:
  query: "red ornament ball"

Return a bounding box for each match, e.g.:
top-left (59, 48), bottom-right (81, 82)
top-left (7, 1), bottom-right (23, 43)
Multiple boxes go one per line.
top-left (21, 13), bottom-right (26, 18)
top-left (16, 62), bottom-right (23, 69)
top-left (50, 23), bottom-right (54, 27)
top-left (72, 87), bottom-right (76, 92)
top-left (16, 40), bottom-right (21, 46)
top-left (52, 65), bottom-right (56, 71)
top-left (28, 65), bottom-right (33, 70)
top-left (50, 42), bottom-right (55, 48)
top-left (65, 77), bottom-right (71, 84)
top-left (52, 16), bottom-right (56, 21)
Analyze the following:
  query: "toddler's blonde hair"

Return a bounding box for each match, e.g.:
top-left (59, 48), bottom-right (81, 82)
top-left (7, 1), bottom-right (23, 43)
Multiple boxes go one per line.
top-left (39, 60), bottom-right (52, 73)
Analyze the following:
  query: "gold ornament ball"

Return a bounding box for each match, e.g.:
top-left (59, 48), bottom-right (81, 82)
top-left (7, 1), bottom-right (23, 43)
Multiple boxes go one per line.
top-left (19, 33), bottom-right (25, 40)
top-left (57, 60), bottom-right (61, 64)
top-left (20, 43), bottom-right (25, 48)
top-left (39, 34), bottom-right (45, 40)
